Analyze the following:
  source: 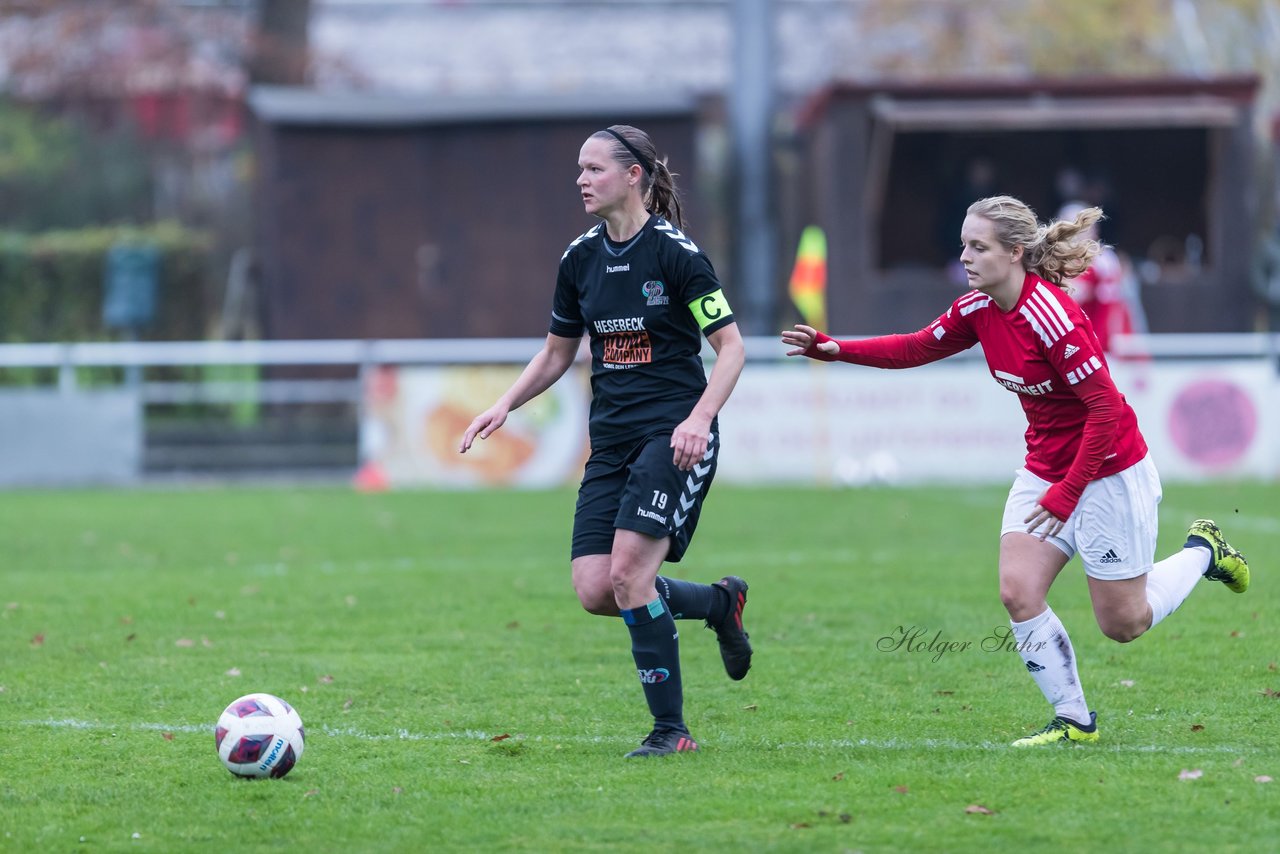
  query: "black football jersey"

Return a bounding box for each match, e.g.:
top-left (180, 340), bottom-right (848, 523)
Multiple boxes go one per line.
top-left (549, 215), bottom-right (735, 446)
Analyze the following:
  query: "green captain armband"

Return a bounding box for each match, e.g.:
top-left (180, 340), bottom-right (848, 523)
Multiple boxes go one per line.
top-left (688, 289), bottom-right (733, 332)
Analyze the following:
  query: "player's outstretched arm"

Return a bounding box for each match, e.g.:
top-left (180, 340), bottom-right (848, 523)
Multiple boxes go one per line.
top-left (459, 333), bottom-right (580, 453)
top-left (781, 324), bottom-right (838, 357)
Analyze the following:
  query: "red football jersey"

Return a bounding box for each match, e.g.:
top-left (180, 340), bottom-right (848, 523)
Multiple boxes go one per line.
top-left (1068, 248), bottom-right (1132, 353)
top-left (809, 272), bottom-right (1148, 517)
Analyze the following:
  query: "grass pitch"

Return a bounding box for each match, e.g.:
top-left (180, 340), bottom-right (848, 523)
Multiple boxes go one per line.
top-left (1, 482), bottom-right (1276, 852)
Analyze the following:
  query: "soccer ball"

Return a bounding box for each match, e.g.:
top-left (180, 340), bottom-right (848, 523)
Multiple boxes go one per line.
top-left (215, 693), bottom-right (305, 779)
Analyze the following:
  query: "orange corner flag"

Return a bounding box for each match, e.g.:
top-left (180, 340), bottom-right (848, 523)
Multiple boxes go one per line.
top-left (788, 225), bottom-right (827, 330)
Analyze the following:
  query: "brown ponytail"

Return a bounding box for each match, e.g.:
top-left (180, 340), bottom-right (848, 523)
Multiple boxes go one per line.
top-left (594, 125), bottom-right (685, 229)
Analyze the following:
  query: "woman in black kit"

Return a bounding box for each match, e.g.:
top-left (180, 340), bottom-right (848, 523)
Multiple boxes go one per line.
top-left (460, 125), bottom-right (751, 758)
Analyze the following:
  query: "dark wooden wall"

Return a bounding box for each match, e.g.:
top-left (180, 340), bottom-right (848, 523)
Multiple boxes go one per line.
top-left (254, 114), bottom-right (699, 339)
top-left (797, 79), bottom-right (1261, 334)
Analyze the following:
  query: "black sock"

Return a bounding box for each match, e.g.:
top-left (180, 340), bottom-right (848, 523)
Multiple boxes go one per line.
top-left (655, 576), bottom-right (721, 621)
top-left (621, 598), bottom-right (684, 731)
top-left (1185, 534), bottom-right (1212, 554)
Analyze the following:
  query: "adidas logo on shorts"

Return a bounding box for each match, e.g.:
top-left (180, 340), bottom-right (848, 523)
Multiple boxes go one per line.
top-left (1025, 660), bottom-right (1045, 672)
top-left (1099, 549), bottom-right (1123, 564)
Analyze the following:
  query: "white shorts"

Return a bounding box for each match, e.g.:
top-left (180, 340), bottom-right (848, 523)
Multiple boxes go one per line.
top-left (999, 454), bottom-right (1162, 581)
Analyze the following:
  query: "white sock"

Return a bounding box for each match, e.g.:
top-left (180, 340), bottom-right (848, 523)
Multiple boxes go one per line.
top-left (1010, 607), bottom-right (1089, 724)
top-left (1145, 545), bottom-right (1210, 629)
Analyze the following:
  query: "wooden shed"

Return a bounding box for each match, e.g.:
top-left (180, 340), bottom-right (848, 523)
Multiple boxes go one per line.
top-left (247, 88), bottom-right (704, 339)
top-left (791, 76), bottom-right (1262, 334)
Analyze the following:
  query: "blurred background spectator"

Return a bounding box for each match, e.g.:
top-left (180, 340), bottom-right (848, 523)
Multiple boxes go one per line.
top-left (1058, 200), bottom-right (1149, 354)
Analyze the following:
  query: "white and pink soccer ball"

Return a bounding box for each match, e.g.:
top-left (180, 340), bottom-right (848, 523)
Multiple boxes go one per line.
top-left (215, 693), bottom-right (305, 779)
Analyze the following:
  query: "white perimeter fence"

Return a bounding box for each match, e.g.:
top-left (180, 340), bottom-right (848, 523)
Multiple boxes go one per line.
top-left (0, 334), bottom-right (1276, 488)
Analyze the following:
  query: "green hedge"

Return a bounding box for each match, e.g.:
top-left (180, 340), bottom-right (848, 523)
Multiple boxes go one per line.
top-left (0, 223), bottom-right (214, 343)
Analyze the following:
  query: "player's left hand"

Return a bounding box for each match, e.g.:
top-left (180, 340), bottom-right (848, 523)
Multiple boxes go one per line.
top-left (1024, 498), bottom-right (1065, 541)
top-left (671, 414), bottom-right (712, 471)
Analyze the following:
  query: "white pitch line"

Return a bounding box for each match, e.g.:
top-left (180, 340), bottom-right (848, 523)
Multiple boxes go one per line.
top-left (777, 737), bottom-right (1261, 755)
top-left (20, 718), bottom-right (616, 744)
top-left (18, 718), bottom-right (1268, 755)
top-left (27, 719), bottom-right (211, 735)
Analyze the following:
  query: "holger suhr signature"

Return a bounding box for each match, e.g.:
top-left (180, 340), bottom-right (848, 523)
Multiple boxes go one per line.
top-left (876, 625), bottom-right (1048, 663)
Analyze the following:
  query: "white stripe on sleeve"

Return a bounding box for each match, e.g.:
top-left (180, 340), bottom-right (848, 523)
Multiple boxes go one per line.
top-left (1067, 355), bottom-right (1103, 385)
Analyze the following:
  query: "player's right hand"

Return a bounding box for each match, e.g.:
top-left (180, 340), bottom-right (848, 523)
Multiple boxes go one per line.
top-left (781, 324), bottom-right (838, 356)
top-left (459, 405), bottom-right (508, 453)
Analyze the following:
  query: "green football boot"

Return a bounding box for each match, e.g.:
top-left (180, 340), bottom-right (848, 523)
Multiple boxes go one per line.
top-left (1187, 519), bottom-right (1250, 594)
top-left (1011, 712), bottom-right (1099, 747)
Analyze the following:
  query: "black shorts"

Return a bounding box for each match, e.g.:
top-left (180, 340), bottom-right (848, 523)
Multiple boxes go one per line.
top-left (571, 428), bottom-right (720, 563)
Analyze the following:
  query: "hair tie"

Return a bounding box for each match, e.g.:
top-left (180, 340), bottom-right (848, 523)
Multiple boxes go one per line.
top-left (603, 128), bottom-right (653, 176)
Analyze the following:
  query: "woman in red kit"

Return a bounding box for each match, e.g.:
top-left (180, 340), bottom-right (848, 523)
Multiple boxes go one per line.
top-left (1056, 201), bottom-right (1142, 354)
top-left (782, 195), bottom-right (1250, 746)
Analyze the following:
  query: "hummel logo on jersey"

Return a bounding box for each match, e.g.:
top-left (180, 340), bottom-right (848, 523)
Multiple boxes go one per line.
top-left (636, 507), bottom-right (667, 524)
top-left (1025, 660), bottom-right (1045, 673)
top-left (1063, 344), bottom-right (1080, 359)
top-left (1099, 549), bottom-right (1123, 564)
top-left (606, 263), bottom-right (630, 273)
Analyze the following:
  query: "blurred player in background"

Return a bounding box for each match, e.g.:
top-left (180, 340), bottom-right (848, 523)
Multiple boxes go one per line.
top-left (1057, 201), bottom-right (1146, 354)
top-left (461, 125), bottom-right (751, 758)
top-left (782, 195), bottom-right (1249, 746)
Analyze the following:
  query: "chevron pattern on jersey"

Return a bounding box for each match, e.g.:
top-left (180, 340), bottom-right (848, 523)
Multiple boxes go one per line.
top-left (654, 221), bottom-right (700, 254)
top-left (672, 435), bottom-right (715, 529)
top-left (561, 223), bottom-right (602, 260)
